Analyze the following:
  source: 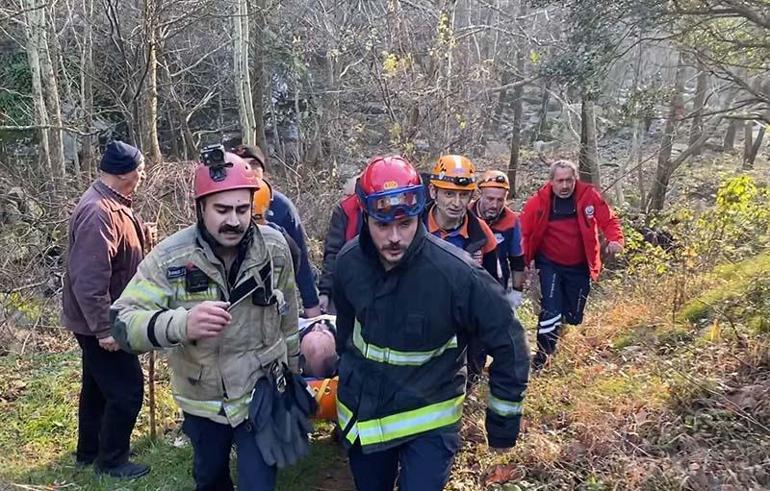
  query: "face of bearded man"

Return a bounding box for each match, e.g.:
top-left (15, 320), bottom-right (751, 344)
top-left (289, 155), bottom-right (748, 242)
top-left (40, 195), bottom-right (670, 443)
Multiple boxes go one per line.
top-left (367, 216), bottom-right (418, 270)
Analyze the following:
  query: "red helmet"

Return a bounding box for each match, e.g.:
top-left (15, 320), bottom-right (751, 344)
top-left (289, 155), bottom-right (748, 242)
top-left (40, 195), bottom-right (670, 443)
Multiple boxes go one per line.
top-left (356, 155), bottom-right (426, 222)
top-left (193, 151), bottom-right (260, 200)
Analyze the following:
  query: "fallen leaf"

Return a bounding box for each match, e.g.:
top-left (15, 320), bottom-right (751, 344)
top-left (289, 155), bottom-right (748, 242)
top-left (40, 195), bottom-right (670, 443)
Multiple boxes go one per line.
top-left (482, 464), bottom-right (524, 486)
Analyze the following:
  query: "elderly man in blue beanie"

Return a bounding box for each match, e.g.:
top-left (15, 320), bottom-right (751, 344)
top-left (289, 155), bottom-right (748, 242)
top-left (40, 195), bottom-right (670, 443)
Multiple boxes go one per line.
top-left (61, 141), bottom-right (151, 479)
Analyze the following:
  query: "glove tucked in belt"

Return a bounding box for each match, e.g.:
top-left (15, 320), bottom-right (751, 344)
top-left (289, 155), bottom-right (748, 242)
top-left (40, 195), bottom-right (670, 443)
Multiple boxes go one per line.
top-left (247, 362), bottom-right (318, 468)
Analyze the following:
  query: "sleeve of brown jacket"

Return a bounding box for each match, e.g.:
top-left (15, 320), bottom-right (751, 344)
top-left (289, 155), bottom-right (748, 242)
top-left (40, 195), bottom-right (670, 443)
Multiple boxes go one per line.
top-left (69, 205), bottom-right (117, 339)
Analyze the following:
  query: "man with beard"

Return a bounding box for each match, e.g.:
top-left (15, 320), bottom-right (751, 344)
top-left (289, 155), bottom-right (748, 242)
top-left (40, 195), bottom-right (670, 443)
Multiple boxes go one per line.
top-left (425, 154), bottom-right (499, 382)
top-left (334, 155), bottom-right (529, 491)
top-left (111, 149), bottom-right (300, 490)
top-left (470, 170), bottom-right (525, 309)
top-left (521, 159), bottom-right (623, 370)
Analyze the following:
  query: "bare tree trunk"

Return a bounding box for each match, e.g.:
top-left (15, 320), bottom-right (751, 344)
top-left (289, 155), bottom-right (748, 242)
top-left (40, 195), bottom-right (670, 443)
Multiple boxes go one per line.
top-left (688, 60), bottom-right (708, 156)
top-left (579, 95), bottom-right (600, 185)
top-left (39, 2), bottom-right (66, 175)
top-left (233, 0), bottom-right (256, 145)
top-left (249, 0), bottom-right (268, 152)
top-left (743, 124), bottom-right (764, 170)
top-left (742, 120), bottom-right (754, 164)
top-left (80, 0), bottom-right (95, 178)
top-left (636, 126), bottom-right (646, 207)
top-left (534, 80), bottom-right (551, 142)
top-left (723, 120), bottom-right (738, 151)
top-left (649, 54), bottom-right (686, 211)
top-left (506, 1), bottom-right (526, 197)
top-left (615, 41), bottom-right (644, 206)
top-left (142, 0), bottom-right (162, 164)
top-left (23, 0), bottom-right (52, 174)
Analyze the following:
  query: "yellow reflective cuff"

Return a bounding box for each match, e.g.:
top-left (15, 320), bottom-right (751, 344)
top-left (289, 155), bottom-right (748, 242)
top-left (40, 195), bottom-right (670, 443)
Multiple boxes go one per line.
top-left (353, 320), bottom-right (457, 366)
top-left (488, 394), bottom-right (523, 417)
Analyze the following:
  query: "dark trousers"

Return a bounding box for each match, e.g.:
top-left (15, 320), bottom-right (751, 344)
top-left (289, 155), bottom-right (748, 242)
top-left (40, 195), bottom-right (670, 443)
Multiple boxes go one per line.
top-left (348, 431), bottom-right (459, 491)
top-left (74, 333), bottom-right (143, 468)
top-left (535, 256), bottom-right (591, 356)
top-left (182, 412), bottom-right (276, 491)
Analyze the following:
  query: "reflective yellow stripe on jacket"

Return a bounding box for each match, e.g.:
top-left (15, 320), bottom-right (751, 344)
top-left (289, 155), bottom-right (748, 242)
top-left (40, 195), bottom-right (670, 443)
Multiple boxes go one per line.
top-left (337, 395), bottom-right (464, 446)
top-left (352, 319), bottom-right (458, 366)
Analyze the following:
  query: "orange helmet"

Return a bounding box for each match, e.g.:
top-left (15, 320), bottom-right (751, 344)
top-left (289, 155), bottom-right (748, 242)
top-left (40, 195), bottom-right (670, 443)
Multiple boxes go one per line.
top-left (478, 170), bottom-right (510, 191)
top-left (307, 377), bottom-right (338, 421)
top-left (430, 155), bottom-right (476, 190)
top-left (252, 179), bottom-right (273, 221)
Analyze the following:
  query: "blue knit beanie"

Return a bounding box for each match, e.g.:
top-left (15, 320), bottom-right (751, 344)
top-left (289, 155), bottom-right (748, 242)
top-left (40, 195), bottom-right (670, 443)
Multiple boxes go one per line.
top-left (100, 141), bottom-right (142, 175)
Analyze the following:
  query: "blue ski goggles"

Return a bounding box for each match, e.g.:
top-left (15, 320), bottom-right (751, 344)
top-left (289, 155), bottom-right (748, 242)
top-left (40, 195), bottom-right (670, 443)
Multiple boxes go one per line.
top-left (358, 185), bottom-right (426, 223)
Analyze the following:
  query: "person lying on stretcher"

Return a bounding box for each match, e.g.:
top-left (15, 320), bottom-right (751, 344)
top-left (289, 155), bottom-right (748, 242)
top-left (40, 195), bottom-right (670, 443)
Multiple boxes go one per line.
top-left (298, 314), bottom-right (339, 420)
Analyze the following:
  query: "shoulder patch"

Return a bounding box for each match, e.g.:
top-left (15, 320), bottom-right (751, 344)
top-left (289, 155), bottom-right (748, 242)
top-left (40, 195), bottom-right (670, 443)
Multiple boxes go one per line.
top-left (167, 266), bottom-right (186, 279)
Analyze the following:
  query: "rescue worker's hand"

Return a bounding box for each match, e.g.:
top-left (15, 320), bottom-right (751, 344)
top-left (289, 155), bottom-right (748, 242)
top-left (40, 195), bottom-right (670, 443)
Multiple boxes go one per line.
top-left (471, 250), bottom-right (483, 266)
top-left (186, 301), bottom-right (232, 340)
top-left (318, 295), bottom-right (329, 313)
top-left (303, 305), bottom-right (323, 318)
top-left (98, 335), bottom-right (120, 352)
top-left (606, 241), bottom-right (623, 255)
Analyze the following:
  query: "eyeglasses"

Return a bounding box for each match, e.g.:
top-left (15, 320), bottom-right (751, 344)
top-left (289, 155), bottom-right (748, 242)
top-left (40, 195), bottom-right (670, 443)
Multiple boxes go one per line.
top-left (359, 185), bottom-right (426, 222)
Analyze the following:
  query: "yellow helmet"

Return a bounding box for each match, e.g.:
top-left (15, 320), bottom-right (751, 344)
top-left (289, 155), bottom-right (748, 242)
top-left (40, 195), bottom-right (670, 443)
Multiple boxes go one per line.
top-left (478, 170), bottom-right (510, 191)
top-left (252, 179), bottom-right (273, 221)
top-left (430, 155), bottom-right (476, 191)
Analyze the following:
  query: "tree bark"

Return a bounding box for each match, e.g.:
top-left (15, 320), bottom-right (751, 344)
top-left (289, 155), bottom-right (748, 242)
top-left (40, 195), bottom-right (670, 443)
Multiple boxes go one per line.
top-left (80, 0), bottom-right (95, 177)
top-left (233, 0), bottom-right (257, 145)
top-left (648, 54), bottom-right (687, 211)
top-left (579, 95), bottom-right (600, 185)
top-left (742, 120), bottom-right (754, 164)
top-left (249, 0), bottom-right (268, 152)
top-left (688, 60), bottom-right (709, 156)
top-left (506, 1), bottom-right (527, 198)
top-left (534, 81), bottom-right (551, 142)
top-left (743, 123), bottom-right (764, 170)
top-left (723, 120), bottom-right (737, 151)
top-left (38, 2), bottom-right (65, 175)
top-left (142, 0), bottom-right (162, 164)
top-left (23, 0), bottom-right (52, 174)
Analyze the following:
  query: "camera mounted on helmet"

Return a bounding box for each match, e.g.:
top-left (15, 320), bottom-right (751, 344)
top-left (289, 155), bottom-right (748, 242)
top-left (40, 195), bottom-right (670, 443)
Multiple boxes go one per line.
top-left (200, 144), bottom-right (232, 182)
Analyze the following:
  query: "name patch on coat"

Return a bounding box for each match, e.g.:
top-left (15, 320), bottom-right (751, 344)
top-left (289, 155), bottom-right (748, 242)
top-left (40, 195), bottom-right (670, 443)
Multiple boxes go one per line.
top-left (166, 266), bottom-right (186, 280)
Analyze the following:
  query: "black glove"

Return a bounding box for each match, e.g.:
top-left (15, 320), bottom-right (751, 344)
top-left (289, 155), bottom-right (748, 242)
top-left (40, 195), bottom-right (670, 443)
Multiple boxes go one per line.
top-left (247, 364), bottom-right (317, 469)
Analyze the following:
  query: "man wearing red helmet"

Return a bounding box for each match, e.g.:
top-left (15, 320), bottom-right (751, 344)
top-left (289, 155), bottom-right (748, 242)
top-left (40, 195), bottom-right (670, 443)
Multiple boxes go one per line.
top-left (334, 155), bottom-right (529, 491)
top-left (111, 149), bottom-right (300, 490)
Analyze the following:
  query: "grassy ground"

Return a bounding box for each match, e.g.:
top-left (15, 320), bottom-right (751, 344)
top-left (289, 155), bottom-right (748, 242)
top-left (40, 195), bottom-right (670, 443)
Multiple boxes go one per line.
top-left (3, 253), bottom-right (768, 490)
top-left (0, 349), bottom-right (353, 490)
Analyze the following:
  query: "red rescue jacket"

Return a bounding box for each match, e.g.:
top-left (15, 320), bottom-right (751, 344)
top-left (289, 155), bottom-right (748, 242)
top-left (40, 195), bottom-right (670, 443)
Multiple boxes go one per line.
top-left (520, 181), bottom-right (623, 280)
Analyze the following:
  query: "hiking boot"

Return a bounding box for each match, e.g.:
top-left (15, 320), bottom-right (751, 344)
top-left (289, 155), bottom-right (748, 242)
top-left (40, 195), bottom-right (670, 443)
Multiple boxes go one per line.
top-left (95, 461), bottom-right (151, 480)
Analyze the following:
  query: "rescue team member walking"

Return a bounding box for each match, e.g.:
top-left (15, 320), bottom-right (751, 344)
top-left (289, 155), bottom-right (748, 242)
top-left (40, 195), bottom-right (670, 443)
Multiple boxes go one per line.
top-left (470, 170), bottom-right (525, 309)
top-left (426, 154), bottom-right (499, 383)
top-left (61, 141), bottom-right (150, 479)
top-left (520, 160), bottom-right (623, 370)
top-left (111, 149), bottom-right (300, 490)
top-left (334, 155), bottom-right (529, 491)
